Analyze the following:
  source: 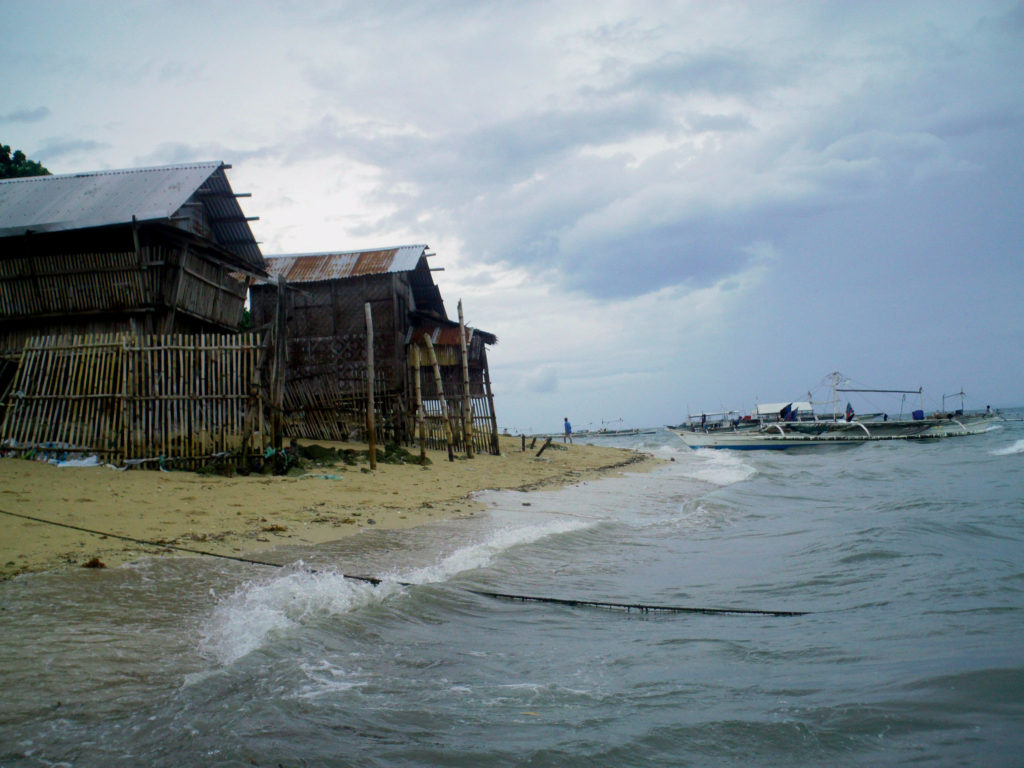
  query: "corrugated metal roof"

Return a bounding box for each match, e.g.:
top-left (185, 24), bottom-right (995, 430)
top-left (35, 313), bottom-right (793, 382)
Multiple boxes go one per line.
top-left (409, 324), bottom-right (471, 347)
top-left (408, 320), bottom-right (497, 347)
top-left (0, 162), bottom-right (264, 271)
top-left (261, 245), bottom-right (429, 283)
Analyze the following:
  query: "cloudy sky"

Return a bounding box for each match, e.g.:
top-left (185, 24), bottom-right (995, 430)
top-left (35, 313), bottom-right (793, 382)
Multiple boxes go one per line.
top-left (3, 1), bottom-right (1022, 431)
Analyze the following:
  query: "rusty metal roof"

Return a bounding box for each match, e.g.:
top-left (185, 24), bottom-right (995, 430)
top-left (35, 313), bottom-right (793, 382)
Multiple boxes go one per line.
top-left (408, 320), bottom-right (497, 347)
top-left (410, 324), bottom-right (471, 347)
top-left (0, 162), bottom-right (264, 272)
top-left (261, 245), bottom-right (429, 283)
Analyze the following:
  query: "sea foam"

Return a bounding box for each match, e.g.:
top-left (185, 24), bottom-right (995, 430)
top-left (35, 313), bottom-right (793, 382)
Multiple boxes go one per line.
top-left (679, 449), bottom-right (758, 486)
top-left (990, 439), bottom-right (1024, 456)
top-left (198, 514), bottom-right (591, 665)
top-left (395, 516), bottom-right (591, 586)
top-left (199, 567), bottom-right (397, 665)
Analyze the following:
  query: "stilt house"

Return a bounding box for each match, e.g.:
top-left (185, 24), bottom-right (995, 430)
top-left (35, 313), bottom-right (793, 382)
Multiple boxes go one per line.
top-left (249, 246), bottom-right (499, 453)
top-left (0, 161), bottom-right (266, 359)
top-left (0, 162), bottom-right (268, 466)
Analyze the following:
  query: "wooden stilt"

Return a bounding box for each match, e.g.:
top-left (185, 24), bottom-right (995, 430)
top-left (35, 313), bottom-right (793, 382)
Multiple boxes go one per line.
top-left (271, 278), bottom-right (287, 451)
top-left (458, 300), bottom-right (474, 458)
top-left (482, 347), bottom-right (499, 454)
top-left (412, 345), bottom-right (426, 464)
top-left (365, 303), bottom-right (377, 470)
top-left (423, 333), bottom-right (454, 461)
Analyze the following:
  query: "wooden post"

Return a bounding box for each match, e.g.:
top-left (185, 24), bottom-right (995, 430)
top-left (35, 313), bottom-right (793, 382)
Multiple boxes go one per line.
top-left (458, 300), bottom-right (474, 458)
top-left (131, 215), bottom-right (153, 333)
top-left (270, 277), bottom-right (286, 451)
top-left (481, 347), bottom-right (499, 454)
top-left (423, 333), bottom-right (454, 461)
top-left (119, 336), bottom-right (130, 465)
top-left (412, 344), bottom-right (427, 464)
top-left (365, 302), bottom-right (376, 470)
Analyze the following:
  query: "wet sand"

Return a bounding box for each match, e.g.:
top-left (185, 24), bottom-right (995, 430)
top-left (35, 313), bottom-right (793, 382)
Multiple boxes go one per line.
top-left (0, 435), bottom-right (657, 579)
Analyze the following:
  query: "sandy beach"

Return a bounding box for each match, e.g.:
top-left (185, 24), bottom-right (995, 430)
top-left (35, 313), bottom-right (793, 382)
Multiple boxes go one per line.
top-left (0, 435), bottom-right (657, 580)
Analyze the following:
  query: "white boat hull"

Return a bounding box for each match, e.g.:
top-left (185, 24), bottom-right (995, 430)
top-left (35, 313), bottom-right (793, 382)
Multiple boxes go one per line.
top-left (668, 415), bottom-right (997, 450)
top-left (668, 427), bottom-right (863, 450)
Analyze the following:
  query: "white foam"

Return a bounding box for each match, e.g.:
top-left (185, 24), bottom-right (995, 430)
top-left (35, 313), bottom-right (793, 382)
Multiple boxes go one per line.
top-left (198, 514), bottom-right (592, 664)
top-left (677, 449), bottom-right (758, 486)
top-left (396, 516), bottom-right (591, 585)
top-left (198, 567), bottom-right (398, 665)
top-left (991, 439), bottom-right (1024, 456)
top-left (292, 660), bottom-right (366, 699)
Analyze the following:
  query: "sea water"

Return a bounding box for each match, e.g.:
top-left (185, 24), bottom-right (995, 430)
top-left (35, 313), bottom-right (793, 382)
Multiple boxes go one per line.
top-left (1, 414), bottom-right (1022, 766)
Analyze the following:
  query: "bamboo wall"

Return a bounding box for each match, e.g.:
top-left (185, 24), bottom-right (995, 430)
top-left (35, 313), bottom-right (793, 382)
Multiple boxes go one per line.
top-left (249, 273), bottom-right (500, 455)
top-left (282, 371), bottom-right (404, 445)
top-left (0, 225), bottom-right (251, 357)
top-left (251, 275), bottom-right (408, 391)
top-left (0, 250), bottom-right (150, 316)
top-left (413, 361), bottom-right (498, 455)
top-left (156, 245), bottom-right (249, 329)
top-left (0, 333), bottom-right (264, 468)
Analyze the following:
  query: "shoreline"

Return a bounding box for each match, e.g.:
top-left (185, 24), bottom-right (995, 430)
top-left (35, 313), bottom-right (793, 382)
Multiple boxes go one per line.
top-left (0, 435), bottom-right (660, 580)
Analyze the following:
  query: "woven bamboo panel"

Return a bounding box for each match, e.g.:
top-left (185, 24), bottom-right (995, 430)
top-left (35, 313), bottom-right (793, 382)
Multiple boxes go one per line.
top-left (0, 333), bottom-right (264, 468)
top-left (0, 251), bottom-right (151, 317)
top-left (282, 371), bottom-right (405, 445)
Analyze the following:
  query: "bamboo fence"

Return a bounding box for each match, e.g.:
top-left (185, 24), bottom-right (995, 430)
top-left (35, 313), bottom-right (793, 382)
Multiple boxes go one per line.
top-left (413, 354), bottom-right (498, 456)
top-left (0, 333), bottom-right (264, 468)
top-left (282, 371), bottom-right (404, 445)
top-left (417, 392), bottom-right (497, 455)
top-left (280, 366), bottom-right (497, 455)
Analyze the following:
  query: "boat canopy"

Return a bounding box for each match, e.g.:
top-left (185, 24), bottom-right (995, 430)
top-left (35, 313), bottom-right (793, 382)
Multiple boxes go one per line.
top-left (754, 402), bottom-right (813, 417)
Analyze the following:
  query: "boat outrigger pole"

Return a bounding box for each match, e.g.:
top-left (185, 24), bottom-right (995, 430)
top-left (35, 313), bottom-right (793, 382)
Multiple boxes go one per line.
top-left (836, 386), bottom-right (924, 416)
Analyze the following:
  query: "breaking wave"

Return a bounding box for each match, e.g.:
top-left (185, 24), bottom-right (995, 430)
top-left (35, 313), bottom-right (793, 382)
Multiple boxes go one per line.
top-left (990, 439), bottom-right (1024, 456)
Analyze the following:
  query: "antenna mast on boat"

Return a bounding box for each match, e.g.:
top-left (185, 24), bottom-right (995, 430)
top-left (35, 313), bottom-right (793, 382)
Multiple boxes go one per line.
top-left (942, 388), bottom-right (966, 414)
top-left (830, 371), bottom-right (842, 421)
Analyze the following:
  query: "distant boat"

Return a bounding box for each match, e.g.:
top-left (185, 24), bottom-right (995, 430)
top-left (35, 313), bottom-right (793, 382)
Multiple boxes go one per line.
top-left (668, 414), bottom-right (997, 450)
top-left (670, 373), bottom-right (1001, 450)
top-left (590, 427), bottom-right (658, 437)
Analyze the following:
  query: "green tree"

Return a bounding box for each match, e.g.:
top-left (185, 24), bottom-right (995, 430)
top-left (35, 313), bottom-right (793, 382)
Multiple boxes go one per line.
top-left (0, 144), bottom-right (50, 178)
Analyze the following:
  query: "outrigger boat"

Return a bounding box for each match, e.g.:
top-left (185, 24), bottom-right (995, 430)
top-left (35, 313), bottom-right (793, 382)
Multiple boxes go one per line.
top-left (669, 374), bottom-right (1000, 450)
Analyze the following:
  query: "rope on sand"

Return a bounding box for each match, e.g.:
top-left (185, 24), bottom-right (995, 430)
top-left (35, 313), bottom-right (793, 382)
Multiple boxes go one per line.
top-left (0, 508), bottom-right (805, 616)
top-left (0, 508), bottom-right (340, 575)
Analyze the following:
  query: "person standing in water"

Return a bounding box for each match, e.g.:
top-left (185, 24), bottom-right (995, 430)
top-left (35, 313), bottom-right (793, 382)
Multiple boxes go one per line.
top-left (563, 417), bottom-right (573, 444)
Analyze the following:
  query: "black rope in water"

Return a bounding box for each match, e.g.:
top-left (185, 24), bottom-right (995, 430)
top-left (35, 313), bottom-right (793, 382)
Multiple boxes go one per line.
top-left (0, 508), bottom-right (805, 616)
top-left (468, 589), bottom-right (807, 617)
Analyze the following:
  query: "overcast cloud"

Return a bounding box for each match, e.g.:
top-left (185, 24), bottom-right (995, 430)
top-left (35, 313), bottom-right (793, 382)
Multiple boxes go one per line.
top-left (3, 0), bottom-right (1022, 431)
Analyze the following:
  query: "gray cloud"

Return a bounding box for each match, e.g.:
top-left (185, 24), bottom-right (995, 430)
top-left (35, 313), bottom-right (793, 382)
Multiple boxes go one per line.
top-left (136, 142), bottom-right (269, 168)
top-left (524, 366), bottom-right (558, 394)
top-left (623, 50), bottom-right (773, 97)
top-left (0, 106), bottom-right (50, 123)
top-left (686, 112), bottom-right (753, 133)
top-left (34, 138), bottom-right (109, 161)
top-left (2, 0), bottom-right (1020, 415)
